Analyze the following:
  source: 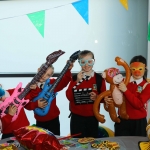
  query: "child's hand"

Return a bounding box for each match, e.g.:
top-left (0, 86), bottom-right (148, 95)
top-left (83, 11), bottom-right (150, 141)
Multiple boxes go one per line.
top-left (67, 60), bottom-right (75, 70)
top-left (77, 71), bottom-right (84, 82)
top-left (30, 84), bottom-right (37, 90)
top-left (104, 96), bottom-right (113, 105)
top-left (89, 92), bottom-right (97, 101)
top-left (8, 105), bottom-right (17, 116)
top-left (38, 99), bottom-right (48, 108)
top-left (118, 82), bottom-right (127, 92)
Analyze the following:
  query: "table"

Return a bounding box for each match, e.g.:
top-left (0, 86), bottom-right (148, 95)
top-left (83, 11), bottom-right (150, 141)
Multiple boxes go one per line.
top-left (0, 136), bottom-right (149, 150)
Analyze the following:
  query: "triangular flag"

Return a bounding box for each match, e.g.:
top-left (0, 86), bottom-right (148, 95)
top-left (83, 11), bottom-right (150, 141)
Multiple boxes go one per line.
top-left (72, 0), bottom-right (89, 24)
top-left (119, 0), bottom-right (128, 10)
top-left (27, 10), bottom-right (45, 37)
top-left (148, 22), bottom-right (150, 41)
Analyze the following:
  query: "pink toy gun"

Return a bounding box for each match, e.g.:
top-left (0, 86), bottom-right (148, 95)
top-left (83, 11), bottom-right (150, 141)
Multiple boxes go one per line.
top-left (0, 50), bottom-right (65, 121)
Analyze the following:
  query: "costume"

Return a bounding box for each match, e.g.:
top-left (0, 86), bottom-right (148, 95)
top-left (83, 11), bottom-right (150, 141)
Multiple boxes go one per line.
top-left (1, 89), bottom-right (30, 139)
top-left (25, 69), bottom-right (72, 135)
top-left (66, 71), bottom-right (106, 138)
top-left (115, 76), bottom-right (150, 136)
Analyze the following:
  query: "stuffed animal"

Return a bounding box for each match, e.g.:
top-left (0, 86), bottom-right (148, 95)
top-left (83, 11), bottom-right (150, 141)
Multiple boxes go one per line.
top-left (93, 57), bottom-right (131, 123)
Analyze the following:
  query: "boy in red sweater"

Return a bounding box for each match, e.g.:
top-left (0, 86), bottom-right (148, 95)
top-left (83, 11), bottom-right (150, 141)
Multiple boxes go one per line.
top-left (66, 50), bottom-right (106, 138)
top-left (25, 62), bottom-right (74, 136)
top-left (106, 55), bottom-right (150, 136)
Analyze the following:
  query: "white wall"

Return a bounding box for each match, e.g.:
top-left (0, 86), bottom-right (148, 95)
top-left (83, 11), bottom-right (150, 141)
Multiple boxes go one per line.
top-left (0, 0), bottom-right (148, 73)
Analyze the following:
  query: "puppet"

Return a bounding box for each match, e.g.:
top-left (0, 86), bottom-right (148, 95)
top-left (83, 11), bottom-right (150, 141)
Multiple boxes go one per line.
top-left (93, 57), bottom-right (131, 123)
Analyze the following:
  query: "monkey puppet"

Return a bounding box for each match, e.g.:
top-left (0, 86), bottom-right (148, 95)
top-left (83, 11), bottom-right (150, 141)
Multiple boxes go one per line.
top-left (93, 57), bottom-right (131, 123)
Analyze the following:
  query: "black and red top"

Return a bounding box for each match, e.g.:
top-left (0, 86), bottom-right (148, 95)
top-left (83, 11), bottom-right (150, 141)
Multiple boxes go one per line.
top-left (66, 72), bottom-right (106, 117)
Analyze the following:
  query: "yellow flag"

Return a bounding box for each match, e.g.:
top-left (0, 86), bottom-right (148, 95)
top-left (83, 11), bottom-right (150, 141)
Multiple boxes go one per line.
top-left (120, 0), bottom-right (128, 10)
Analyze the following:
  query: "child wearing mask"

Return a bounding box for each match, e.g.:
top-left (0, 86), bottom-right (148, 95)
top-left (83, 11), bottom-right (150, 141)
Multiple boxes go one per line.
top-left (66, 50), bottom-right (106, 138)
top-left (106, 55), bottom-right (150, 136)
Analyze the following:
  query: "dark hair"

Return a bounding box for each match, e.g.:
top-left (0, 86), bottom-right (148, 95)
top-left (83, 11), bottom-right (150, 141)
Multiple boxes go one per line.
top-left (130, 55), bottom-right (147, 79)
top-left (130, 55), bottom-right (147, 66)
top-left (78, 50), bottom-right (94, 59)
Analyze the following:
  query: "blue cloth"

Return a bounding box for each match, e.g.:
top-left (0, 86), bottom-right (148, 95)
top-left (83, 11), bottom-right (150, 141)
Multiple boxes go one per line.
top-left (0, 87), bottom-right (5, 97)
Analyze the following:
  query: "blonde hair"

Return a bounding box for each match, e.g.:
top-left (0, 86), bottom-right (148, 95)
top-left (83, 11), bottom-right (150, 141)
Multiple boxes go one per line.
top-left (40, 63), bottom-right (54, 70)
top-left (78, 50), bottom-right (94, 60)
top-left (39, 63), bottom-right (54, 76)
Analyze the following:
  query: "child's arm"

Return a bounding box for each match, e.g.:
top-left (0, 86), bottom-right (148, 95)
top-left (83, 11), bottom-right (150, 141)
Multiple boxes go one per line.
top-left (1, 105), bottom-right (17, 130)
top-left (24, 84), bottom-right (42, 110)
top-left (54, 69), bottom-right (72, 92)
top-left (54, 60), bottom-right (75, 92)
top-left (123, 84), bottom-right (150, 109)
top-left (24, 100), bottom-right (39, 110)
top-left (66, 79), bottom-right (77, 102)
top-left (25, 98), bottom-right (48, 110)
top-left (100, 79), bottom-right (107, 103)
top-left (24, 84), bottom-right (41, 101)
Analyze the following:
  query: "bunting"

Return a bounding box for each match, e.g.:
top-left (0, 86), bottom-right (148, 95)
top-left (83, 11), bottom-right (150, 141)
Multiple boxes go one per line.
top-left (0, 0), bottom-right (131, 37)
top-left (119, 0), bottom-right (128, 10)
top-left (27, 10), bottom-right (45, 37)
top-left (72, 0), bottom-right (89, 24)
top-left (148, 22), bottom-right (150, 41)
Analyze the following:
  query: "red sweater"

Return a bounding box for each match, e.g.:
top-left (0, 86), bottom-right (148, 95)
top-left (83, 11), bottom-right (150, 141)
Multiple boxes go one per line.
top-left (1, 89), bottom-right (29, 134)
top-left (25, 69), bottom-right (72, 121)
top-left (66, 72), bottom-right (106, 116)
top-left (122, 80), bottom-right (150, 119)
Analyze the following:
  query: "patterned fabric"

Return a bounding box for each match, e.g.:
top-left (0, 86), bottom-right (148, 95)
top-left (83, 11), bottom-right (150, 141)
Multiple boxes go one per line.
top-left (73, 75), bottom-right (91, 90)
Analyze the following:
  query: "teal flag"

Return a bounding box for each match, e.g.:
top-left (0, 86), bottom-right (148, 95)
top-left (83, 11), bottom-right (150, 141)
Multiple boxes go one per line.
top-left (148, 22), bottom-right (150, 41)
top-left (27, 10), bottom-right (45, 37)
top-left (72, 0), bottom-right (89, 24)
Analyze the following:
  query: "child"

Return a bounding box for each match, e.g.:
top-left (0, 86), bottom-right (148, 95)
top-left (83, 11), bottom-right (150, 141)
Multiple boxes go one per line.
top-left (25, 62), bottom-right (74, 136)
top-left (66, 50), bottom-right (106, 138)
top-left (114, 55), bottom-right (150, 136)
top-left (0, 85), bottom-right (5, 135)
top-left (0, 87), bottom-right (30, 139)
